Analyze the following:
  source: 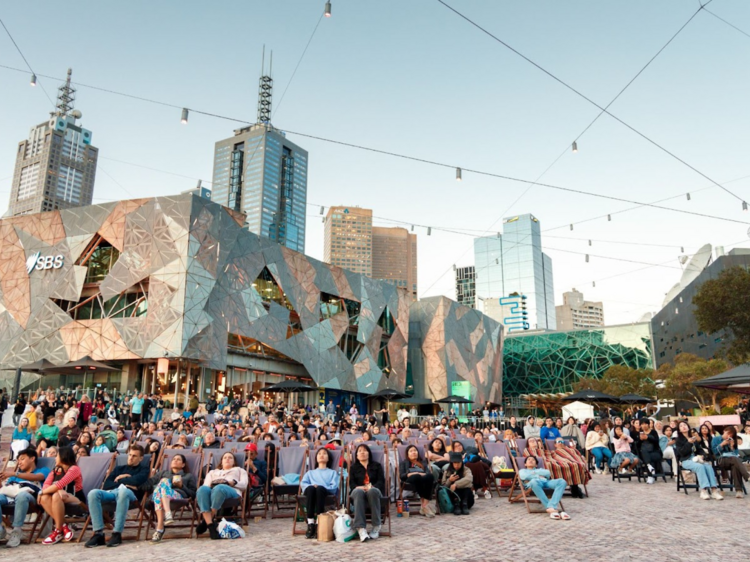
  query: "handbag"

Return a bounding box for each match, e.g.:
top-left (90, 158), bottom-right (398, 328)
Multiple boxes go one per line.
top-left (317, 510), bottom-right (336, 542)
top-left (0, 484), bottom-right (22, 498)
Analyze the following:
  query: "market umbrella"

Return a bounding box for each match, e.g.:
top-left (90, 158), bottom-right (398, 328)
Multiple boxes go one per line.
top-left (694, 364), bottom-right (750, 394)
top-left (263, 379), bottom-right (318, 393)
top-left (564, 389), bottom-right (619, 403)
top-left (618, 394), bottom-right (653, 404)
top-left (434, 394), bottom-right (473, 404)
top-left (40, 356), bottom-right (120, 375)
top-left (19, 359), bottom-right (59, 373)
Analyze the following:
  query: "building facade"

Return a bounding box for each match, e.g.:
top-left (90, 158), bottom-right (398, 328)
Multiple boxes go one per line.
top-left (555, 288), bottom-right (604, 331)
top-left (0, 194), bottom-right (409, 399)
top-left (6, 69), bottom-right (98, 217)
top-left (502, 323), bottom-right (654, 396)
top-left (651, 248), bottom-right (750, 366)
top-left (323, 206), bottom-right (372, 276)
top-left (211, 124), bottom-right (308, 253)
top-left (474, 214), bottom-right (555, 331)
top-left (408, 296), bottom-right (503, 406)
top-left (455, 265), bottom-right (475, 308)
top-left (372, 226), bottom-right (417, 298)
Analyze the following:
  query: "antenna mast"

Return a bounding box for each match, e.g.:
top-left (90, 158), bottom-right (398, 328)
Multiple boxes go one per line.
top-left (257, 47), bottom-right (273, 125)
top-left (54, 68), bottom-right (76, 117)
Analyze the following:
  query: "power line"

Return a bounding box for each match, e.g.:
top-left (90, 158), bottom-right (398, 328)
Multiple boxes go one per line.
top-left (0, 17), bottom-right (54, 107)
top-left (703, 7), bottom-right (750, 40)
top-left (99, 156), bottom-right (212, 184)
top-left (435, 1), bottom-right (744, 203)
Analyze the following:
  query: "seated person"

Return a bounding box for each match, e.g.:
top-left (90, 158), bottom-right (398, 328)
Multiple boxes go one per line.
top-left (518, 456), bottom-right (569, 520)
top-left (610, 426), bottom-right (640, 474)
top-left (539, 417), bottom-right (562, 441)
top-left (91, 435), bottom-right (110, 454)
top-left (245, 443), bottom-right (267, 495)
top-left (561, 417), bottom-right (585, 450)
top-left (426, 437), bottom-right (450, 475)
top-left (637, 422), bottom-right (663, 484)
top-left (85, 444), bottom-right (149, 548)
top-left (10, 418), bottom-right (34, 460)
top-left (675, 421), bottom-right (723, 500)
top-left (440, 452), bottom-right (474, 516)
top-left (146, 453), bottom-right (197, 543)
top-left (659, 425), bottom-right (678, 473)
top-left (547, 437), bottom-right (590, 497)
top-left (712, 426), bottom-right (749, 498)
top-left (399, 445), bottom-right (435, 518)
top-left (0, 448), bottom-right (52, 548)
top-left (196, 452), bottom-right (247, 540)
top-left (201, 432), bottom-right (220, 449)
top-left (585, 423), bottom-right (612, 473)
top-left (300, 448), bottom-right (339, 539)
top-left (57, 416), bottom-right (80, 448)
top-left (38, 446), bottom-right (86, 545)
top-left (35, 416), bottom-right (59, 455)
top-left (349, 444), bottom-right (386, 542)
top-left (452, 441), bottom-right (492, 499)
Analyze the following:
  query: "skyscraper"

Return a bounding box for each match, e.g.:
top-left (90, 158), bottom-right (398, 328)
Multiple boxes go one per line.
top-left (474, 213), bottom-right (555, 330)
top-left (455, 265), bottom-right (476, 308)
top-left (323, 206), bottom-right (372, 276)
top-left (556, 288), bottom-right (604, 330)
top-left (211, 55), bottom-right (308, 252)
top-left (6, 69), bottom-right (98, 217)
top-left (372, 226), bottom-right (417, 298)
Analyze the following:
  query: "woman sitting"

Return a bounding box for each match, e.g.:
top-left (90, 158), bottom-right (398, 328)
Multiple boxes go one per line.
top-left (399, 445), bottom-right (435, 518)
top-left (300, 448), bottom-right (339, 539)
top-left (585, 423), bottom-right (612, 473)
top-left (675, 421), bottom-right (723, 500)
top-left (38, 447), bottom-right (86, 544)
top-left (349, 444), bottom-right (385, 542)
top-left (35, 416), bottom-right (59, 455)
top-left (196, 452), bottom-right (248, 539)
top-left (610, 426), bottom-right (640, 474)
top-left (10, 417), bottom-right (34, 460)
top-left (712, 426), bottom-right (749, 498)
top-left (523, 416), bottom-right (540, 439)
top-left (426, 438), bottom-right (450, 476)
top-left (115, 428), bottom-right (130, 453)
top-left (441, 452), bottom-right (474, 515)
top-left (561, 417), bottom-right (585, 450)
top-left (147, 453), bottom-right (197, 543)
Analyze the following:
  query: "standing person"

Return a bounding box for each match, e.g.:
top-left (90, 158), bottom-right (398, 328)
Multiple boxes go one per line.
top-left (38, 447), bottom-right (86, 545)
top-left (350, 404), bottom-right (359, 424)
top-left (153, 394), bottom-right (165, 423)
top-left (77, 395), bottom-right (93, 429)
top-left (300, 448), bottom-right (340, 538)
top-left (349, 444), bottom-right (385, 542)
top-left (119, 395), bottom-right (131, 428)
top-left (326, 400), bottom-right (336, 422)
top-left (13, 397), bottom-right (26, 426)
top-left (188, 393), bottom-right (199, 416)
top-left (142, 394), bottom-right (152, 425)
top-left (130, 393), bottom-right (145, 427)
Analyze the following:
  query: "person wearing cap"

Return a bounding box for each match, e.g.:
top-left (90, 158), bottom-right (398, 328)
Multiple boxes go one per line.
top-left (245, 442), bottom-right (268, 492)
top-left (518, 455), bottom-right (570, 520)
top-left (441, 452), bottom-right (474, 515)
top-left (300, 448), bottom-right (340, 539)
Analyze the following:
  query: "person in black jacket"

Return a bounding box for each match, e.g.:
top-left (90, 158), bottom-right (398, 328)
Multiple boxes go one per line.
top-left (675, 421), bottom-right (723, 500)
top-left (399, 445), bottom-right (435, 517)
top-left (637, 422), bottom-right (663, 484)
top-left (84, 444), bottom-right (150, 548)
top-left (349, 444), bottom-right (385, 542)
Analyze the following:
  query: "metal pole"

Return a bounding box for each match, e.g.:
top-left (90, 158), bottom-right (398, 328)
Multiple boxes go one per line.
top-left (184, 363), bottom-right (192, 407)
top-left (173, 360), bottom-right (181, 408)
top-left (12, 367), bottom-right (22, 402)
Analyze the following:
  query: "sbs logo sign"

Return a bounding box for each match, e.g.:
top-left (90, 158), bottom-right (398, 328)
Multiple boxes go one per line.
top-left (26, 251), bottom-right (64, 274)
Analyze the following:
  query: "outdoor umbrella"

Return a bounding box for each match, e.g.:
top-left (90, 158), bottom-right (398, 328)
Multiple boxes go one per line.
top-left (263, 379), bottom-right (318, 393)
top-left (694, 364), bottom-right (750, 394)
top-left (564, 389), bottom-right (619, 403)
top-left (19, 359), bottom-right (59, 373)
top-left (40, 356), bottom-right (120, 375)
top-left (434, 394), bottom-right (473, 404)
top-left (618, 394), bottom-right (653, 404)
top-left (369, 388), bottom-right (406, 400)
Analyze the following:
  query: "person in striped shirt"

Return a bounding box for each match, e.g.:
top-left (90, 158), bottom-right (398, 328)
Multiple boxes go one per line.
top-left (38, 447), bottom-right (85, 545)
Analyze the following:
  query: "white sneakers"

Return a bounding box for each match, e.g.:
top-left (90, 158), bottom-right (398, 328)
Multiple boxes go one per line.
top-left (711, 490), bottom-right (724, 501)
top-left (483, 489), bottom-right (492, 499)
top-left (369, 525), bottom-right (381, 540)
top-left (700, 489), bottom-right (710, 500)
top-left (647, 477), bottom-right (655, 485)
top-left (358, 528), bottom-right (370, 542)
top-left (736, 492), bottom-right (744, 499)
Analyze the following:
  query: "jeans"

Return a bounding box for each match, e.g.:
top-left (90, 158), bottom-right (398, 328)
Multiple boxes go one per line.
top-left (682, 459), bottom-right (718, 489)
top-left (196, 484), bottom-right (238, 513)
top-left (12, 414), bottom-right (21, 426)
top-left (0, 490), bottom-right (36, 529)
top-left (350, 487), bottom-right (382, 530)
top-left (303, 486), bottom-right (333, 519)
top-left (526, 478), bottom-right (566, 511)
top-left (88, 487), bottom-right (137, 533)
top-left (716, 456), bottom-right (749, 488)
top-left (153, 408), bottom-right (163, 423)
top-left (590, 447), bottom-right (613, 469)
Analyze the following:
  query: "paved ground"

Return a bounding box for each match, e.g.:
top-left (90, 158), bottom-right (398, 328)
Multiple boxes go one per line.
top-left (2, 428), bottom-right (746, 562)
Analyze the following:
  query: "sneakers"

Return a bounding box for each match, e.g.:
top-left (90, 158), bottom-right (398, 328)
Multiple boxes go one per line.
top-left (164, 511), bottom-right (174, 526)
top-left (369, 525), bottom-right (381, 540)
top-left (473, 491), bottom-right (479, 500)
top-left (699, 489), bottom-right (710, 500)
top-left (737, 492), bottom-right (744, 499)
top-left (711, 490), bottom-right (724, 501)
top-left (61, 524), bottom-right (74, 542)
top-left (6, 529), bottom-right (23, 549)
top-left (358, 528), bottom-right (370, 542)
top-left (42, 528), bottom-right (64, 545)
top-left (419, 505), bottom-right (435, 518)
top-left (483, 489), bottom-right (491, 499)
top-left (151, 530), bottom-right (164, 544)
top-left (85, 531), bottom-right (106, 548)
top-left (106, 532), bottom-right (123, 548)
top-left (305, 523), bottom-right (317, 539)
top-left (460, 502), bottom-right (469, 515)
top-left (619, 468), bottom-right (628, 475)
top-left (647, 477), bottom-right (655, 485)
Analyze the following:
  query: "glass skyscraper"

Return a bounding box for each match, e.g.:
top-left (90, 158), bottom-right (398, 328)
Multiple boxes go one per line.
top-left (212, 124), bottom-right (308, 253)
top-left (474, 213), bottom-right (556, 331)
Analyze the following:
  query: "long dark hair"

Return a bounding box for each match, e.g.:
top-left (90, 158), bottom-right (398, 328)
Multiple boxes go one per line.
top-left (315, 447), bottom-right (333, 469)
top-left (404, 445), bottom-right (423, 468)
top-left (354, 444), bottom-right (372, 466)
top-left (429, 437), bottom-right (445, 453)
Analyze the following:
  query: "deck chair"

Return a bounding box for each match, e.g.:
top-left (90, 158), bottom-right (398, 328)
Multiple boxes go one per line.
top-left (483, 441), bottom-right (514, 496)
top-left (395, 444), bottom-right (436, 514)
top-left (508, 455), bottom-right (565, 514)
top-left (143, 449), bottom-right (203, 539)
top-left (270, 447), bottom-right (307, 518)
top-left (204, 450), bottom-right (248, 526)
top-left (291, 448), bottom-right (343, 536)
top-left (245, 443), bottom-right (273, 520)
top-left (76, 453), bottom-right (152, 542)
top-left (0, 457), bottom-right (56, 544)
top-left (345, 447), bottom-right (392, 537)
top-left (35, 453), bottom-right (114, 543)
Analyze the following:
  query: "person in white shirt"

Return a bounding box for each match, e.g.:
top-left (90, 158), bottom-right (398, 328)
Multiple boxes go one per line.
top-left (349, 405), bottom-right (358, 423)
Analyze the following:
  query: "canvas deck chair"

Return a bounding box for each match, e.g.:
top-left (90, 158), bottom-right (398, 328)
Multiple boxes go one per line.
top-left (346, 447), bottom-right (392, 537)
top-left (291, 447), bottom-right (344, 536)
top-left (509, 454), bottom-right (565, 514)
top-left (270, 446), bottom-right (307, 519)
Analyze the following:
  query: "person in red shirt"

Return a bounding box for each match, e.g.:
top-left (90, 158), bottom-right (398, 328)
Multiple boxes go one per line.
top-left (38, 447), bottom-right (85, 545)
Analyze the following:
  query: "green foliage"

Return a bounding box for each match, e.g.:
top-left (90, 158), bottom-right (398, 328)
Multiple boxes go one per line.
top-left (572, 365), bottom-right (656, 398)
top-left (693, 266), bottom-right (750, 364)
top-left (720, 406), bottom-right (736, 415)
top-left (659, 353), bottom-right (730, 412)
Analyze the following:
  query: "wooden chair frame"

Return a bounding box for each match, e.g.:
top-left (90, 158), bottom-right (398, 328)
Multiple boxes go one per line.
top-left (508, 454), bottom-right (565, 514)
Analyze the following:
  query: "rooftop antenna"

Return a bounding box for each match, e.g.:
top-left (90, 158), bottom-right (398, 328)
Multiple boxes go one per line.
top-left (53, 68), bottom-right (76, 118)
top-left (257, 46), bottom-right (273, 125)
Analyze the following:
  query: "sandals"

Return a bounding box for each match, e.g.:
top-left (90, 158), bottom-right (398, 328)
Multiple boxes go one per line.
top-left (548, 511), bottom-right (561, 519)
top-left (560, 511), bottom-right (571, 520)
top-left (547, 510), bottom-right (571, 520)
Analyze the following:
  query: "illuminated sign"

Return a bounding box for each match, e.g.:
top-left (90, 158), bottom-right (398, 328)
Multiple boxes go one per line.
top-left (26, 251), bottom-right (64, 274)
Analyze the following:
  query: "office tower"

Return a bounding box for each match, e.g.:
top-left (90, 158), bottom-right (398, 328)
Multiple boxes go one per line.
top-left (474, 213), bottom-right (555, 330)
top-left (323, 206), bottom-right (372, 276)
top-left (211, 54), bottom-right (308, 252)
top-left (555, 288), bottom-right (604, 331)
top-left (455, 266), bottom-right (476, 308)
top-left (372, 226), bottom-right (417, 298)
top-left (6, 69), bottom-right (98, 217)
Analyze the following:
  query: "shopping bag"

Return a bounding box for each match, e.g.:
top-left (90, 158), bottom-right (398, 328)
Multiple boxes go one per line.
top-left (317, 510), bottom-right (336, 542)
top-left (333, 510), bottom-right (356, 543)
top-left (217, 517), bottom-right (246, 539)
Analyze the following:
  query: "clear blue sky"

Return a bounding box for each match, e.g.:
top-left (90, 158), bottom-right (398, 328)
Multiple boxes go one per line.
top-left (2, 0), bottom-right (750, 325)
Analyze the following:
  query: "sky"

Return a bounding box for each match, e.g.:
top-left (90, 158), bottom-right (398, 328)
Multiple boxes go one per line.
top-left (2, 0), bottom-right (750, 326)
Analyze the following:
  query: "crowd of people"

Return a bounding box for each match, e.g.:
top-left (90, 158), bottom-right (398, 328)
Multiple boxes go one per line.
top-left (1, 388), bottom-right (749, 549)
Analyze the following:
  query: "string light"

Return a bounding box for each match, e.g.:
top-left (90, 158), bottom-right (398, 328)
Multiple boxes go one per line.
top-left (427, 227), bottom-right (432, 236)
top-left (325, 1), bottom-right (332, 17)
top-left (571, 141), bottom-right (578, 153)
top-left (180, 108), bottom-right (189, 124)
top-left (607, 215), bottom-right (611, 222)
top-left (30, 73), bottom-right (36, 86)
top-left (585, 254), bottom-right (590, 263)
top-left (319, 206), bottom-right (324, 215)
top-left (456, 167), bottom-right (462, 181)
top-left (686, 193), bottom-right (691, 201)
top-left (744, 201), bottom-right (748, 212)
top-left (588, 239), bottom-right (592, 246)
top-left (570, 224), bottom-right (573, 231)
top-left (593, 281), bottom-right (596, 287)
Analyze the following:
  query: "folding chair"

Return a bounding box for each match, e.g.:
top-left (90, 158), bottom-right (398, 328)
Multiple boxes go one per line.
top-left (484, 441), bottom-right (514, 496)
top-left (346, 447), bottom-right (392, 537)
top-left (0, 457), bottom-right (55, 544)
top-left (676, 459), bottom-right (701, 494)
top-left (245, 442), bottom-right (272, 520)
top-left (291, 448), bottom-right (343, 536)
top-left (143, 449), bottom-right (203, 539)
top-left (204, 450), bottom-right (248, 526)
top-left (508, 455), bottom-right (565, 514)
top-left (270, 447), bottom-right (307, 518)
top-left (395, 444), bottom-right (435, 514)
top-left (35, 454), bottom-right (114, 543)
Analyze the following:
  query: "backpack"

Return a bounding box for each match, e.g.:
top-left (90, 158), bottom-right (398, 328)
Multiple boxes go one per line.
top-left (437, 486), bottom-right (455, 514)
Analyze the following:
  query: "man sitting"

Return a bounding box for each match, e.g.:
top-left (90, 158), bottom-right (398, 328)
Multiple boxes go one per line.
top-left (85, 445), bottom-right (149, 548)
top-left (518, 456), bottom-right (570, 520)
top-left (57, 416), bottom-right (81, 448)
top-left (245, 443), bottom-right (267, 498)
top-left (0, 448), bottom-right (51, 548)
top-left (202, 432), bottom-right (221, 449)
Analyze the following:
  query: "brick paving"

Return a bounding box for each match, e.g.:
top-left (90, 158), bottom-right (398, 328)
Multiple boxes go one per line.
top-left (2, 428), bottom-right (746, 562)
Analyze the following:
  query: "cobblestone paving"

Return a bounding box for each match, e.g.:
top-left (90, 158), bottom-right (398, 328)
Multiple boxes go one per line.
top-left (1, 429), bottom-right (744, 562)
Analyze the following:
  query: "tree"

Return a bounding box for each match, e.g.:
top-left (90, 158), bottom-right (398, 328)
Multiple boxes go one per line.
top-left (572, 365), bottom-right (657, 398)
top-left (659, 353), bottom-right (729, 413)
top-left (693, 265), bottom-right (750, 364)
